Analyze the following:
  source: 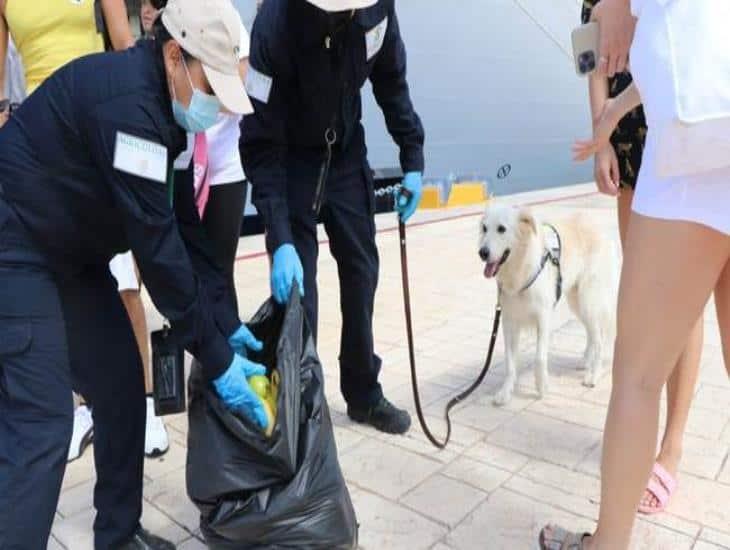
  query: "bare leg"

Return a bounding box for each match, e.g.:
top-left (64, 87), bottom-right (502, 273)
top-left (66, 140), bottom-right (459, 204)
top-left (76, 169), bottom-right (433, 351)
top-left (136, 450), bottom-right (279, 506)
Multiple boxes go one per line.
top-left (618, 187), bottom-right (703, 510)
top-left (585, 215), bottom-right (729, 549)
top-left (119, 290), bottom-right (151, 393)
top-left (616, 188), bottom-right (633, 248)
top-left (643, 317), bottom-right (703, 509)
top-left (714, 261), bottom-right (730, 377)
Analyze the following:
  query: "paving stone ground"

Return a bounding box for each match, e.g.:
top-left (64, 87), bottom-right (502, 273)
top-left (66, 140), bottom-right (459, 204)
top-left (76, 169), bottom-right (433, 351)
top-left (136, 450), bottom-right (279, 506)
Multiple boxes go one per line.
top-left (53, 184), bottom-right (730, 549)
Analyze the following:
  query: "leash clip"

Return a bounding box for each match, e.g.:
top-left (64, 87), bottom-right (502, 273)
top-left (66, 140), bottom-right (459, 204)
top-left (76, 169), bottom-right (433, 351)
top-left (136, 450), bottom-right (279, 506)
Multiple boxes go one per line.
top-left (312, 128), bottom-right (337, 215)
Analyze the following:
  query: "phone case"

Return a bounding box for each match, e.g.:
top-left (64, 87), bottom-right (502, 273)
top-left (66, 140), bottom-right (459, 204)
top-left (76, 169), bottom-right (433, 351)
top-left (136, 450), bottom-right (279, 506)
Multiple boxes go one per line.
top-left (571, 22), bottom-right (600, 77)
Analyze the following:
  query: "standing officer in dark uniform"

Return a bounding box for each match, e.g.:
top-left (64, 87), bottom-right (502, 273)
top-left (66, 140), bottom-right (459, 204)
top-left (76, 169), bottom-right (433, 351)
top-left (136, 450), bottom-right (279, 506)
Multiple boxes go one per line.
top-left (241, 0), bottom-right (425, 435)
top-left (0, 1), bottom-right (270, 548)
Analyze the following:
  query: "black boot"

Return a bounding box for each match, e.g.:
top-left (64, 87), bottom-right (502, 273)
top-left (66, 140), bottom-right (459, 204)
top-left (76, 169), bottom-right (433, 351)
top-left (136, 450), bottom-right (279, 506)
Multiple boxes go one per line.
top-left (347, 397), bottom-right (412, 435)
top-left (117, 527), bottom-right (176, 550)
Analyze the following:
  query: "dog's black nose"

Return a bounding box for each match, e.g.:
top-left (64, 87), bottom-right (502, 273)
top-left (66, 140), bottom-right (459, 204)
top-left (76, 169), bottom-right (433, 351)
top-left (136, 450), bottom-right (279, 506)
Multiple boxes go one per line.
top-left (479, 247), bottom-right (490, 262)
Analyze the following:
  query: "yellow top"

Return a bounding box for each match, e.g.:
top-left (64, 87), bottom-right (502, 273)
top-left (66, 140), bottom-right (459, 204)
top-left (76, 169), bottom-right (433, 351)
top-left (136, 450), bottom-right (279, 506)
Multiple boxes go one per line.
top-left (6, 0), bottom-right (104, 94)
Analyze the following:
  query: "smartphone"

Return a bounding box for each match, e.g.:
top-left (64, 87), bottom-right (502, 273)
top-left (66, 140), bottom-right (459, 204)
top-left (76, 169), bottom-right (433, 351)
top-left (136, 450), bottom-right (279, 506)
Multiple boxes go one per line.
top-left (571, 22), bottom-right (600, 77)
top-left (0, 99), bottom-right (9, 114)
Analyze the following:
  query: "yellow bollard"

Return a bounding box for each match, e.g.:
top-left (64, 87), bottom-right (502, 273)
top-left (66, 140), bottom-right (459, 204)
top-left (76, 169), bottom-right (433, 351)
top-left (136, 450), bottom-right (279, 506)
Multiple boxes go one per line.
top-left (446, 181), bottom-right (488, 207)
top-left (418, 186), bottom-right (442, 209)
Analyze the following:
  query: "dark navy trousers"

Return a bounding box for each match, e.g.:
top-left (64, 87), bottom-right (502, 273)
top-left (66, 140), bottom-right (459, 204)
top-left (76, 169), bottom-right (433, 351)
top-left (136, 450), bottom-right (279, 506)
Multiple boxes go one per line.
top-left (278, 154), bottom-right (383, 410)
top-left (0, 198), bottom-right (145, 549)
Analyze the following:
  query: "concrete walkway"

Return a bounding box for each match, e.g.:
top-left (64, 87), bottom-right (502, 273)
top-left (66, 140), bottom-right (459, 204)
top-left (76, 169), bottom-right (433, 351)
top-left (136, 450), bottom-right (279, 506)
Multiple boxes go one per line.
top-left (52, 184), bottom-right (730, 549)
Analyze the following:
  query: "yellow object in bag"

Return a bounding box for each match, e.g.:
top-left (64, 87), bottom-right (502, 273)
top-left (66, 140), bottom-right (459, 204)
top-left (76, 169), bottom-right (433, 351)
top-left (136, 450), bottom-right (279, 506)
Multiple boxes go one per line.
top-left (261, 399), bottom-right (275, 438)
top-left (269, 370), bottom-right (281, 417)
top-left (248, 375), bottom-right (270, 399)
top-left (248, 372), bottom-right (280, 437)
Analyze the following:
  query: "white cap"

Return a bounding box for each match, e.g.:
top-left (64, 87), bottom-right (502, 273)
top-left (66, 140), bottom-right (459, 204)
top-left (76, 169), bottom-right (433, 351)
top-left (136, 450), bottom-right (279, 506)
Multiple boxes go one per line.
top-left (162, 0), bottom-right (253, 114)
top-left (306, 0), bottom-right (377, 12)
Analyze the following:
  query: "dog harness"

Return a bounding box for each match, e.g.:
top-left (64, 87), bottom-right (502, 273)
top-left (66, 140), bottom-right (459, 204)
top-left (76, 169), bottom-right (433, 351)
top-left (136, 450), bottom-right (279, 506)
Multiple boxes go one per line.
top-left (519, 223), bottom-right (563, 306)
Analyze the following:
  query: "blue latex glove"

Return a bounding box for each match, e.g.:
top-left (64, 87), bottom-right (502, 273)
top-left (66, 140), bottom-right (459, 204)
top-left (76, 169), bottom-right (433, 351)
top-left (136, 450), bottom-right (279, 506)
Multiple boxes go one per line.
top-left (229, 324), bottom-right (263, 357)
top-left (271, 243), bottom-right (304, 305)
top-left (213, 354), bottom-right (269, 430)
top-left (395, 172), bottom-right (423, 223)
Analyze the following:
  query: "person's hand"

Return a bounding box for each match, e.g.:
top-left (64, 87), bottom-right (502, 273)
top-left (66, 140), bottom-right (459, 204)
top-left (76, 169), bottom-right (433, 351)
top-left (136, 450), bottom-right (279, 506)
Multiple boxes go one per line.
top-left (395, 172), bottom-right (423, 223)
top-left (229, 324), bottom-right (263, 357)
top-left (573, 99), bottom-right (620, 162)
top-left (594, 145), bottom-right (621, 197)
top-left (271, 243), bottom-right (304, 305)
top-left (591, 0), bottom-right (636, 77)
top-left (0, 111), bottom-right (8, 128)
top-left (213, 354), bottom-right (269, 429)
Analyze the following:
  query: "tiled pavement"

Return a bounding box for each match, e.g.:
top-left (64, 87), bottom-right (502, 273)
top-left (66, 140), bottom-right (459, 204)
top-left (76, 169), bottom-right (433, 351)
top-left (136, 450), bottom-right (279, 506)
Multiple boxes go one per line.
top-left (53, 184), bottom-right (730, 549)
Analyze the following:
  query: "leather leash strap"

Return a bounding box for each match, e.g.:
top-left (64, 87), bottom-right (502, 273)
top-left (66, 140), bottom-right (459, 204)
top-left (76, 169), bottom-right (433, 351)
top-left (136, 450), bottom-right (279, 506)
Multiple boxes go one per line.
top-left (398, 212), bottom-right (502, 450)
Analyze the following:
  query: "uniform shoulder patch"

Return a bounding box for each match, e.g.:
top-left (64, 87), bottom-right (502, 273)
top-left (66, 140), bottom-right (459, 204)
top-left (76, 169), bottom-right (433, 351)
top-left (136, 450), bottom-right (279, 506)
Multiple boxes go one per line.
top-left (365, 16), bottom-right (388, 61)
top-left (113, 132), bottom-right (168, 183)
top-left (246, 66), bottom-right (273, 105)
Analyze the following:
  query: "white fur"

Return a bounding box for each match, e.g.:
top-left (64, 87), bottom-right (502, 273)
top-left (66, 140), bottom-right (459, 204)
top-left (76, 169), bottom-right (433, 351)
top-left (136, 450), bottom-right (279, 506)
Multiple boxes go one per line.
top-left (478, 204), bottom-right (617, 406)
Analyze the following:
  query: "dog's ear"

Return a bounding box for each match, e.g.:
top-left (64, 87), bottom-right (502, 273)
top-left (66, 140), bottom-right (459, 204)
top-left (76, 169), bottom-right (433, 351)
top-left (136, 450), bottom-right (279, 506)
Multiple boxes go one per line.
top-left (519, 208), bottom-right (538, 235)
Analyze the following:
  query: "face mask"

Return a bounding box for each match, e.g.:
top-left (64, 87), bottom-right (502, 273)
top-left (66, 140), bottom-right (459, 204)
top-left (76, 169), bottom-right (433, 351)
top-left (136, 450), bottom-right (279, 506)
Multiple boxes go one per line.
top-left (171, 58), bottom-right (220, 133)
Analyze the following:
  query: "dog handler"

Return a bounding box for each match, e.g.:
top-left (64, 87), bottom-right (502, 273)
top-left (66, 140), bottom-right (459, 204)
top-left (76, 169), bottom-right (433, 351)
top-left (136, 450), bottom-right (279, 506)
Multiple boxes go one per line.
top-left (0, 1), bottom-right (269, 548)
top-left (241, 0), bottom-right (424, 434)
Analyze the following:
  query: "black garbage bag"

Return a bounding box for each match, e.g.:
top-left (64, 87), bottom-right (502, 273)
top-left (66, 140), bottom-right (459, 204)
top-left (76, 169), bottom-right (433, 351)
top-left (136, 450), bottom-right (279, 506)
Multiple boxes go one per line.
top-left (186, 292), bottom-right (358, 549)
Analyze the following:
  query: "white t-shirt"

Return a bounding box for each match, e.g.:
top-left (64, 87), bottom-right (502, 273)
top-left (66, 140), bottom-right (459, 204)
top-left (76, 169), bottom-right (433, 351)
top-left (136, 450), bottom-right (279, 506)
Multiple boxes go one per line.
top-left (207, 112), bottom-right (245, 186)
top-left (172, 113), bottom-right (245, 185)
top-left (4, 37), bottom-right (26, 104)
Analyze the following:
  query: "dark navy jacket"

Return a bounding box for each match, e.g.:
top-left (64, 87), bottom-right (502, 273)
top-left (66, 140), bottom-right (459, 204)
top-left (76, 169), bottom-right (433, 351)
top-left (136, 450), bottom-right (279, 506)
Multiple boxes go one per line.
top-left (240, 0), bottom-right (425, 250)
top-left (0, 41), bottom-right (236, 380)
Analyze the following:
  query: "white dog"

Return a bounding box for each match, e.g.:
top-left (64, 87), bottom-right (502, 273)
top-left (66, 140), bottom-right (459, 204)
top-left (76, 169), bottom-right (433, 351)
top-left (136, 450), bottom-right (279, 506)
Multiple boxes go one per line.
top-left (478, 203), bottom-right (616, 405)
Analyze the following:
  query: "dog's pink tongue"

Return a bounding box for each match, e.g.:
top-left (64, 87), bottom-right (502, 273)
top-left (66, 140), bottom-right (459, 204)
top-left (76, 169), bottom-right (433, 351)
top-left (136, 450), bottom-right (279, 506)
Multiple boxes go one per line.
top-left (484, 262), bottom-right (499, 278)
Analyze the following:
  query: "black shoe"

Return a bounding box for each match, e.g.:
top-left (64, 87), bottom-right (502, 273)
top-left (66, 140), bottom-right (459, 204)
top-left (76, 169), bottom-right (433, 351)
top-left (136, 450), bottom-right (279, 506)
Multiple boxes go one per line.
top-left (347, 397), bottom-right (412, 435)
top-left (117, 527), bottom-right (176, 550)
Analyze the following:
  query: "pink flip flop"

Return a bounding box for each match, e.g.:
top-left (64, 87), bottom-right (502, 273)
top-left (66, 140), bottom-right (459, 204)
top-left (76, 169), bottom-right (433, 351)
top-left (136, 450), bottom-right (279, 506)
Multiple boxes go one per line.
top-left (638, 462), bottom-right (677, 515)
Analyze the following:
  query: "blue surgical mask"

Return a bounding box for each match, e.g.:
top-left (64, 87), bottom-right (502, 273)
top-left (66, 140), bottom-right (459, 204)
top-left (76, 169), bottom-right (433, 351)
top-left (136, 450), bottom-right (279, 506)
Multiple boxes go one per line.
top-left (171, 58), bottom-right (220, 133)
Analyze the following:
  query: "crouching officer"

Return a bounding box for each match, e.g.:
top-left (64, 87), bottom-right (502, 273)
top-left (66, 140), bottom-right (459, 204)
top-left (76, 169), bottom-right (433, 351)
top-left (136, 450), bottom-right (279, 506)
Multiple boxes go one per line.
top-left (0, 1), bottom-right (270, 548)
top-left (241, 0), bottom-right (425, 435)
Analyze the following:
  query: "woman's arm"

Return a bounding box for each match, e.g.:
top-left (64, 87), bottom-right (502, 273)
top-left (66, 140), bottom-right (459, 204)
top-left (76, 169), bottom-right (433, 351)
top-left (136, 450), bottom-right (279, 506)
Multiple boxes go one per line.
top-left (587, 71), bottom-right (621, 195)
top-left (591, 0), bottom-right (635, 77)
top-left (583, 0), bottom-right (621, 195)
top-left (574, 81), bottom-right (642, 161)
top-left (609, 80), bottom-right (641, 119)
top-left (588, 73), bottom-right (610, 130)
top-left (101, 0), bottom-right (135, 51)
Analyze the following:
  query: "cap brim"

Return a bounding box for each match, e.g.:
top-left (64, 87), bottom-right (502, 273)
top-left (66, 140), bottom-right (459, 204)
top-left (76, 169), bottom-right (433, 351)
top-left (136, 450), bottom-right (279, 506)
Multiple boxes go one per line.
top-left (306, 0), bottom-right (377, 11)
top-left (204, 64), bottom-right (253, 115)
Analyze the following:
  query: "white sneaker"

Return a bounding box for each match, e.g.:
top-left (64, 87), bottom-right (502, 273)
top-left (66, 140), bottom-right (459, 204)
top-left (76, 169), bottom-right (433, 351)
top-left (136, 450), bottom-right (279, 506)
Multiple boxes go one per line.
top-left (145, 397), bottom-right (170, 458)
top-left (67, 405), bottom-right (94, 462)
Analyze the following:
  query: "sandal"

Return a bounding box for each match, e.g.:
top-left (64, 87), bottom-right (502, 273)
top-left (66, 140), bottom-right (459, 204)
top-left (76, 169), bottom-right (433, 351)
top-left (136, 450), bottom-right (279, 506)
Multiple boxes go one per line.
top-left (539, 524), bottom-right (590, 549)
top-left (638, 462), bottom-right (677, 515)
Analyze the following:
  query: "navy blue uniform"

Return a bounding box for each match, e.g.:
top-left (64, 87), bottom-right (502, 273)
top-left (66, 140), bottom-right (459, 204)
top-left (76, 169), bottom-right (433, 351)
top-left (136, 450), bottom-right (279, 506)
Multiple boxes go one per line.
top-left (0, 41), bottom-right (237, 549)
top-left (240, 0), bottom-right (424, 409)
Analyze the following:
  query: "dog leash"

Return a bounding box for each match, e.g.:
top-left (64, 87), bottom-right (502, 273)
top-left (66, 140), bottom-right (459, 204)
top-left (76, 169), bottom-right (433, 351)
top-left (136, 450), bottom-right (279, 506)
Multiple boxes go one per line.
top-left (398, 193), bottom-right (502, 450)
